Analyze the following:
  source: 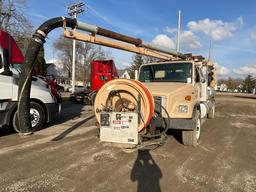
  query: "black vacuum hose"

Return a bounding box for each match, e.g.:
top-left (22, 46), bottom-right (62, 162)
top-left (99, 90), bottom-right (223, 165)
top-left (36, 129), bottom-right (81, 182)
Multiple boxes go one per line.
top-left (17, 17), bottom-right (76, 134)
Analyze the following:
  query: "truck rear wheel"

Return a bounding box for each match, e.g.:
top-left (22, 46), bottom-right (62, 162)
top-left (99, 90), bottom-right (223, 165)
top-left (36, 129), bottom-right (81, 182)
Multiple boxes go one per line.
top-left (12, 102), bottom-right (46, 133)
top-left (182, 110), bottom-right (201, 146)
top-left (207, 104), bottom-right (215, 119)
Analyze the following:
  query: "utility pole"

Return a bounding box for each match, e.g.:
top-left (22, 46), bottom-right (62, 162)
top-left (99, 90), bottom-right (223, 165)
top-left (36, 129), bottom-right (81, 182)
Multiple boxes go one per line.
top-left (208, 38), bottom-right (212, 60)
top-left (176, 10), bottom-right (181, 52)
top-left (67, 1), bottom-right (85, 93)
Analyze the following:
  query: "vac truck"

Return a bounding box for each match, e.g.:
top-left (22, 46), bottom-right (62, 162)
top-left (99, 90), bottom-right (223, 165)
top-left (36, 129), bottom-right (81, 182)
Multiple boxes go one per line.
top-left (94, 57), bottom-right (216, 146)
top-left (17, 16), bottom-right (216, 145)
top-left (0, 30), bottom-right (60, 132)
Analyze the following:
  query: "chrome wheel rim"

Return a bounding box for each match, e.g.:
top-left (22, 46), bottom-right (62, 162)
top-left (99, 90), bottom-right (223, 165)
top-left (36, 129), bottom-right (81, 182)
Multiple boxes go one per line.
top-left (30, 108), bottom-right (40, 127)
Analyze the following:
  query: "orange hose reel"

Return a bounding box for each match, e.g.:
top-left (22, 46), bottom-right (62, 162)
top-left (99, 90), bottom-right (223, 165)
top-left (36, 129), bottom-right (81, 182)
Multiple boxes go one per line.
top-left (94, 79), bottom-right (154, 132)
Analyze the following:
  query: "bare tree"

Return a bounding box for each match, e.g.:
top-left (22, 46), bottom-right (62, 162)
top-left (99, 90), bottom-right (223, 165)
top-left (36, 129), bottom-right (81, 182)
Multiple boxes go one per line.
top-left (218, 77), bottom-right (244, 91)
top-left (53, 36), bottom-right (110, 81)
top-left (0, 0), bottom-right (33, 53)
top-left (0, 0), bottom-right (47, 75)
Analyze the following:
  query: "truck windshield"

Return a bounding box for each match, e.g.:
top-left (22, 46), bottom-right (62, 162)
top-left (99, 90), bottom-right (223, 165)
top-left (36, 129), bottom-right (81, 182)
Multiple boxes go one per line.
top-left (139, 62), bottom-right (192, 83)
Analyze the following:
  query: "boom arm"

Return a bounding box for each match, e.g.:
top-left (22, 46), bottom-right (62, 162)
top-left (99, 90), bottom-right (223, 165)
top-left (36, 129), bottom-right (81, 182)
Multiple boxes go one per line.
top-left (63, 19), bottom-right (187, 60)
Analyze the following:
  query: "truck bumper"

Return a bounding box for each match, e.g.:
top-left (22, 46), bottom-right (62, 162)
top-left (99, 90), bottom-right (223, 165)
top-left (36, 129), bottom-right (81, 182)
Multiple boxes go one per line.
top-left (45, 103), bottom-right (61, 123)
top-left (167, 118), bottom-right (197, 130)
top-left (152, 116), bottom-right (197, 130)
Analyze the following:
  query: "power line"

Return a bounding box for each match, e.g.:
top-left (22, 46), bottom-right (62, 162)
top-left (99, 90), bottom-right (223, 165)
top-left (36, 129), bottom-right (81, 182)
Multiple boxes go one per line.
top-left (67, 1), bottom-right (85, 18)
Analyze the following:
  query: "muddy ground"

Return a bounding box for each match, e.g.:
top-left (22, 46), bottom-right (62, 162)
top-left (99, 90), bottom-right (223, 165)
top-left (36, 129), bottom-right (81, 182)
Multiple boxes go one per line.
top-left (0, 95), bottom-right (255, 192)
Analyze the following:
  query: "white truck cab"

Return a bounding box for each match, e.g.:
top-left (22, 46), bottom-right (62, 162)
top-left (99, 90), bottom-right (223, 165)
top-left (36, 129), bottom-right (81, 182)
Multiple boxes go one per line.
top-left (0, 44), bottom-right (60, 132)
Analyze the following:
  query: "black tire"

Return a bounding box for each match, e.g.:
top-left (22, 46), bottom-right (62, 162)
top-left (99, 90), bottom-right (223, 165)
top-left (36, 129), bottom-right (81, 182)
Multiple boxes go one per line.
top-left (57, 86), bottom-right (64, 92)
top-left (207, 104), bottom-right (215, 119)
top-left (182, 110), bottom-right (201, 147)
top-left (12, 102), bottom-right (46, 133)
top-left (90, 92), bottom-right (97, 105)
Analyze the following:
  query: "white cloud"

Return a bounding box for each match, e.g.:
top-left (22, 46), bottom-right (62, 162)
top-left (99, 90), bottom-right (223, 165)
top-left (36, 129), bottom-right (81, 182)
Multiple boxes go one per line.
top-left (233, 64), bottom-right (256, 75)
top-left (165, 27), bottom-right (177, 34)
top-left (188, 17), bottom-right (243, 41)
top-left (180, 31), bottom-right (202, 50)
top-left (152, 34), bottom-right (175, 49)
top-left (237, 16), bottom-right (244, 26)
top-left (250, 31), bottom-right (256, 40)
top-left (153, 29), bottom-right (202, 51)
top-left (215, 63), bottom-right (230, 76)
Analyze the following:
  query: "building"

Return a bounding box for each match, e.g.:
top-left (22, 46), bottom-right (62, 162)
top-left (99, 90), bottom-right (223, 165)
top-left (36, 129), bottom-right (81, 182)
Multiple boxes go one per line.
top-left (45, 63), bottom-right (58, 77)
top-left (217, 83), bottom-right (228, 92)
top-left (118, 69), bottom-right (130, 79)
top-left (46, 59), bottom-right (69, 78)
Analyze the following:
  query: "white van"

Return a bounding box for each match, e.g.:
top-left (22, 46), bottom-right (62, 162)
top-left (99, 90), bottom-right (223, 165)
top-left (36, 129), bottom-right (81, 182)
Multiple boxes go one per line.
top-left (0, 45), bottom-right (60, 132)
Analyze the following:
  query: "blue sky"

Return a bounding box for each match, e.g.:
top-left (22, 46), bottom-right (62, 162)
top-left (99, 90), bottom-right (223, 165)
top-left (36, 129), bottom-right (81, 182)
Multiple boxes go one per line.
top-left (25, 0), bottom-right (256, 78)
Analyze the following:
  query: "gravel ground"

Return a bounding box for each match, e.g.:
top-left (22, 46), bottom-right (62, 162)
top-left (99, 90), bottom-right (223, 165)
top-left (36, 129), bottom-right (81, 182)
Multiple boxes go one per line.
top-left (0, 96), bottom-right (255, 192)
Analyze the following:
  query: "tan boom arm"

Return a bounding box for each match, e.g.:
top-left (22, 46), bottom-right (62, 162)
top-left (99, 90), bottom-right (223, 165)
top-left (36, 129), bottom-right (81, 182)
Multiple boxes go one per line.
top-left (63, 20), bottom-right (187, 60)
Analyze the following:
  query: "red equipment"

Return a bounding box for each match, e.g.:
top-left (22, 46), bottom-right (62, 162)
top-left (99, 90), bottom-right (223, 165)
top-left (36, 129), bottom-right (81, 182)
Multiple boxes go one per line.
top-left (91, 60), bottom-right (119, 91)
top-left (0, 30), bottom-right (24, 64)
top-left (71, 59), bottom-right (119, 104)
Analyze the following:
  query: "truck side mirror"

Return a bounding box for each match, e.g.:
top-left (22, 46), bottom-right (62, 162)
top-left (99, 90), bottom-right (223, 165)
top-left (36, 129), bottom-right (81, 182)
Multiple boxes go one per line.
top-left (196, 67), bottom-right (206, 83)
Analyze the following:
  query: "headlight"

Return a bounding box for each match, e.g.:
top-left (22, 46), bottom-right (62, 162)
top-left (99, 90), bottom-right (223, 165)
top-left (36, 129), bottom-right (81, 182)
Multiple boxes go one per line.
top-left (178, 105), bottom-right (188, 113)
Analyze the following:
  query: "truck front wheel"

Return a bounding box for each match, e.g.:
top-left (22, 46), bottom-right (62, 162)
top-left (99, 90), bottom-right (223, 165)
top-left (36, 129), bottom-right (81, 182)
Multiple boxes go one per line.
top-left (182, 110), bottom-right (201, 146)
top-left (12, 102), bottom-right (46, 132)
